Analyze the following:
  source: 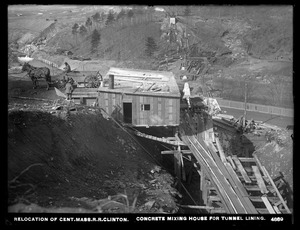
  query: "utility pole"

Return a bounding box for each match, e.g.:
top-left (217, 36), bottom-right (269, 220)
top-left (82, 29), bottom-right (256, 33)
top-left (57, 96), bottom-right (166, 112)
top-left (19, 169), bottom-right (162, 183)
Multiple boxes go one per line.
top-left (243, 81), bottom-right (247, 128)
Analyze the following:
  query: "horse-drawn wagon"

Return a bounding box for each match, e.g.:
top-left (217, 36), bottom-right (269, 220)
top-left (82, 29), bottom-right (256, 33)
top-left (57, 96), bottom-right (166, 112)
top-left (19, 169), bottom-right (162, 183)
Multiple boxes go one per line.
top-left (21, 62), bottom-right (103, 90)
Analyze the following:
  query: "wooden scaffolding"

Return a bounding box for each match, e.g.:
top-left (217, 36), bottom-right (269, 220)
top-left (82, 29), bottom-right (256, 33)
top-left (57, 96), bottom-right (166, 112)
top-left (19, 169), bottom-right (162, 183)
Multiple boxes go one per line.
top-left (135, 111), bottom-right (292, 214)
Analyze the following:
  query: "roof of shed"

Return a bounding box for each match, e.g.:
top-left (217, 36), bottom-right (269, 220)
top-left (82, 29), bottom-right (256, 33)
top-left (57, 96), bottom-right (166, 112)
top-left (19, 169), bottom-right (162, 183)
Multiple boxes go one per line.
top-left (98, 67), bottom-right (180, 98)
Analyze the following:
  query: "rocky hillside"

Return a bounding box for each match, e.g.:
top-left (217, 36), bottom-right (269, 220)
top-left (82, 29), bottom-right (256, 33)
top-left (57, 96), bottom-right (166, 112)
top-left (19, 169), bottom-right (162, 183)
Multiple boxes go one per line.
top-left (9, 5), bottom-right (293, 67)
top-left (8, 102), bottom-right (180, 213)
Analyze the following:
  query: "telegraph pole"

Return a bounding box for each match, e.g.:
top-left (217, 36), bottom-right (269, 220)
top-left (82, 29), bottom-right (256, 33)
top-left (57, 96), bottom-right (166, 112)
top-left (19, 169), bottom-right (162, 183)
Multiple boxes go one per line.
top-left (243, 81), bottom-right (247, 128)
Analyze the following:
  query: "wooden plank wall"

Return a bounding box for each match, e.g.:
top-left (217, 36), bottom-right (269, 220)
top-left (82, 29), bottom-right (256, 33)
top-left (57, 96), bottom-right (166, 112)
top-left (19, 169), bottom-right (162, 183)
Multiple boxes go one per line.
top-left (74, 97), bottom-right (96, 106)
top-left (98, 92), bottom-right (180, 126)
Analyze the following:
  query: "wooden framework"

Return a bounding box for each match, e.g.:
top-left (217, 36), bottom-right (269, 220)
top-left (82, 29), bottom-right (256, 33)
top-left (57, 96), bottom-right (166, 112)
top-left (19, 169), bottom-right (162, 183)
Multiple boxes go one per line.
top-left (134, 111), bottom-right (292, 214)
top-left (176, 112), bottom-right (292, 214)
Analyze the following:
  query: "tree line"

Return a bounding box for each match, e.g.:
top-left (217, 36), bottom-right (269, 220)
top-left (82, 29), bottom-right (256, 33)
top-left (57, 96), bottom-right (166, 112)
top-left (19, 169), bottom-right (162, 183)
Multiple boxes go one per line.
top-left (69, 7), bottom-right (159, 57)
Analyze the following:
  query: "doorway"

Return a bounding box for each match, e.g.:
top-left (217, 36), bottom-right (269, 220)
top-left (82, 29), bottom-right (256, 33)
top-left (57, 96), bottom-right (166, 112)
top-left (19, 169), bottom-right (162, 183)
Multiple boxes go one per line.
top-left (123, 103), bottom-right (132, 124)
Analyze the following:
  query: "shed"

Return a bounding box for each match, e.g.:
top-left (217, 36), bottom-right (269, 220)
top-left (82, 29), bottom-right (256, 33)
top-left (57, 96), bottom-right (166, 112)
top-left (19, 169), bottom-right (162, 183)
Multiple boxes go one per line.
top-left (98, 67), bottom-right (181, 127)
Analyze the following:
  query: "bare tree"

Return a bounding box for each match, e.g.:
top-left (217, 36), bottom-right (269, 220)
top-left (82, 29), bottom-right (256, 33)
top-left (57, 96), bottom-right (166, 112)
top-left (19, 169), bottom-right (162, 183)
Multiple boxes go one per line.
top-left (85, 17), bottom-right (93, 32)
top-left (91, 12), bottom-right (101, 28)
top-left (72, 23), bottom-right (79, 45)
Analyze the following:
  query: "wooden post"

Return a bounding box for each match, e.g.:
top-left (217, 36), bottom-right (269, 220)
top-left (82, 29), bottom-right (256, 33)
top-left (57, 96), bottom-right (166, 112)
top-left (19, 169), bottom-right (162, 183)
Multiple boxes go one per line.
top-left (174, 148), bottom-right (182, 191)
top-left (187, 166), bottom-right (193, 184)
top-left (180, 148), bottom-right (187, 182)
top-left (109, 74), bottom-right (114, 89)
top-left (202, 178), bottom-right (208, 205)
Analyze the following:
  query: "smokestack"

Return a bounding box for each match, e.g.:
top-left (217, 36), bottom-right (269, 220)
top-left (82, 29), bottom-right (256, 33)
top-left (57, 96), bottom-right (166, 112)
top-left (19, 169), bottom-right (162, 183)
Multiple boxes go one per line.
top-left (108, 74), bottom-right (114, 89)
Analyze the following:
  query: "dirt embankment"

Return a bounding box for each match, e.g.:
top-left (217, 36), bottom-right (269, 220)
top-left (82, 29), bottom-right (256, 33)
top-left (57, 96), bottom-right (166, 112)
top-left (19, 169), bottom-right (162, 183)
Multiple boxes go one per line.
top-left (7, 105), bottom-right (179, 213)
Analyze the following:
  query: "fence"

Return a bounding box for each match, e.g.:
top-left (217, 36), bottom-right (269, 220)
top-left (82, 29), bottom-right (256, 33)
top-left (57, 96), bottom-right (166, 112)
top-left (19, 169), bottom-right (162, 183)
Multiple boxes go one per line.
top-left (216, 98), bottom-right (294, 118)
top-left (37, 57), bottom-right (59, 68)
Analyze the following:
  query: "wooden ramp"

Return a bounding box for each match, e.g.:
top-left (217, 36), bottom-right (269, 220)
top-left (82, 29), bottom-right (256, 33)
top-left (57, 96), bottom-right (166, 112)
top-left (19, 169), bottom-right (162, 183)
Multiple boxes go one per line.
top-left (134, 131), bottom-right (186, 146)
top-left (177, 112), bottom-right (291, 214)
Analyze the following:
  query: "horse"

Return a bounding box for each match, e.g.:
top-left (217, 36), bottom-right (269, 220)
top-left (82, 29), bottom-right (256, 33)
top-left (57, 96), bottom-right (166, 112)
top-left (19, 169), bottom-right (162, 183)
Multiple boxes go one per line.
top-left (22, 62), bottom-right (52, 90)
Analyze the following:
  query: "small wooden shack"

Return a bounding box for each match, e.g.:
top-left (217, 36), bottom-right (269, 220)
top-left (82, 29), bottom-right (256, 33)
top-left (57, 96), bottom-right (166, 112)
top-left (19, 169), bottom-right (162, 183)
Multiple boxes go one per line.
top-left (98, 67), bottom-right (181, 127)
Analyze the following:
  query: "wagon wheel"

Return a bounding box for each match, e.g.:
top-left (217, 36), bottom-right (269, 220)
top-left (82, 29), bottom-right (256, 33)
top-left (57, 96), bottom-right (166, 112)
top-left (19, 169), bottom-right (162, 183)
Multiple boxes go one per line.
top-left (84, 75), bottom-right (100, 88)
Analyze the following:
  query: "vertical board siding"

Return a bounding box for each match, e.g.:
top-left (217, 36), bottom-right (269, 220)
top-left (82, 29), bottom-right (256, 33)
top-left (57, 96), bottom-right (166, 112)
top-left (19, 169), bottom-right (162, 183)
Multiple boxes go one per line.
top-left (161, 98), bottom-right (166, 124)
top-left (176, 98), bottom-right (180, 124)
top-left (136, 95), bottom-right (140, 125)
top-left (173, 98), bottom-right (178, 124)
top-left (108, 93), bottom-right (112, 115)
top-left (150, 96), bottom-right (154, 125)
top-left (98, 91), bottom-right (180, 126)
top-left (158, 97), bottom-right (162, 119)
top-left (145, 96), bottom-right (150, 125)
top-left (104, 93), bottom-right (109, 114)
top-left (132, 95), bottom-right (137, 125)
top-left (112, 93), bottom-right (116, 108)
top-left (168, 99), bottom-right (173, 125)
top-left (153, 97), bottom-right (158, 115)
top-left (116, 94), bottom-right (122, 120)
top-left (164, 98), bottom-right (169, 125)
top-left (139, 96), bottom-right (144, 125)
top-left (85, 98), bottom-right (95, 106)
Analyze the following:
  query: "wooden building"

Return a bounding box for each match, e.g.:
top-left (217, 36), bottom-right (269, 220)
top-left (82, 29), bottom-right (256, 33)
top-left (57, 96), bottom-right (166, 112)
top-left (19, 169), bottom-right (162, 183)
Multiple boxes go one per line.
top-left (97, 67), bottom-right (181, 127)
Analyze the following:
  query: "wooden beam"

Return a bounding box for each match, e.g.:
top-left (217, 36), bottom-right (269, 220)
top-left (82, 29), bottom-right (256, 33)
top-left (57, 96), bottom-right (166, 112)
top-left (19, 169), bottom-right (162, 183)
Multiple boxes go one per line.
top-left (210, 208), bottom-right (226, 214)
top-left (180, 126), bottom-right (235, 213)
top-left (252, 166), bottom-right (268, 194)
top-left (224, 162), bottom-right (249, 197)
top-left (256, 208), bottom-right (289, 214)
top-left (238, 157), bottom-right (256, 162)
top-left (208, 195), bottom-right (221, 202)
top-left (207, 142), bottom-right (252, 214)
top-left (262, 165), bottom-right (291, 213)
top-left (215, 137), bottom-right (227, 163)
top-left (273, 205), bottom-right (282, 214)
top-left (202, 178), bottom-right (208, 205)
top-left (253, 154), bottom-right (269, 180)
top-left (180, 149), bottom-right (187, 182)
top-left (174, 150), bottom-right (182, 190)
top-left (232, 155), bottom-right (252, 183)
top-left (261, 196), bottom-right (276, 214)
top-left (177, 204), bottom-right (216, 210)
top-left (161, 150), bottom-right (192, 154)
top-left (227, 156), bottom-right (236, 170)
top-left (244, 185), bottom-right (273, 191)
top-left (249, 196), bottom-right (280, 203)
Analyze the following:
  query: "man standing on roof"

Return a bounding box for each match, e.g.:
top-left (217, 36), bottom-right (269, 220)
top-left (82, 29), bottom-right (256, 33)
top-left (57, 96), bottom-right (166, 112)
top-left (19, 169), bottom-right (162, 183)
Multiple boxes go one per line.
top-left (183, 82), bottom-right (191, 108)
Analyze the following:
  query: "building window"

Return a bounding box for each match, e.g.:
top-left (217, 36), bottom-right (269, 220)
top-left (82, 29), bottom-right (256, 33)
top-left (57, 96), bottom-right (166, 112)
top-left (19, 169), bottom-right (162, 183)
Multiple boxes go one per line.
top-left (141, 104), bottom-right (151, 111)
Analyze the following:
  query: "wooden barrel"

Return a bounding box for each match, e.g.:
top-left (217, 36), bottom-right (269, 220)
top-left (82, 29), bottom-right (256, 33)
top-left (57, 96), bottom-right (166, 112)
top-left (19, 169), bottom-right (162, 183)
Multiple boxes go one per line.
top-left (108, 74), bottom-right (114, 89)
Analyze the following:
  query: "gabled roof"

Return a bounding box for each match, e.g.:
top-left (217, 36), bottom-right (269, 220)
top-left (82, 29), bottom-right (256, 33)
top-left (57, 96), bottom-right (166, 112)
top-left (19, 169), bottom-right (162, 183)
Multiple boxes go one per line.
top-left (98, 67), bottom-right (180, 98)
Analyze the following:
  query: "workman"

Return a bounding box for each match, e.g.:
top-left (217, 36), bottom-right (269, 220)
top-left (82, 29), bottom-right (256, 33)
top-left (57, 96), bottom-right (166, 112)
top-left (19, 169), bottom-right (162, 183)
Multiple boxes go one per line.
top-left (65, 79), bottom-right (74, 101)
top-left (96, 71), bottom-right (104, 87)
top-left (183, 82), bottom-right (191, 108)
top-left (63, 62), bottom-right (71, 73)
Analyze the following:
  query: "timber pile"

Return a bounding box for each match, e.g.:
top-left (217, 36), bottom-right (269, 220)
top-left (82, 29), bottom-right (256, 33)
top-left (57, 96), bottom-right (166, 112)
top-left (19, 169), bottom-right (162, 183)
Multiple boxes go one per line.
top-left (178, 111), bottom-right (291, 214)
